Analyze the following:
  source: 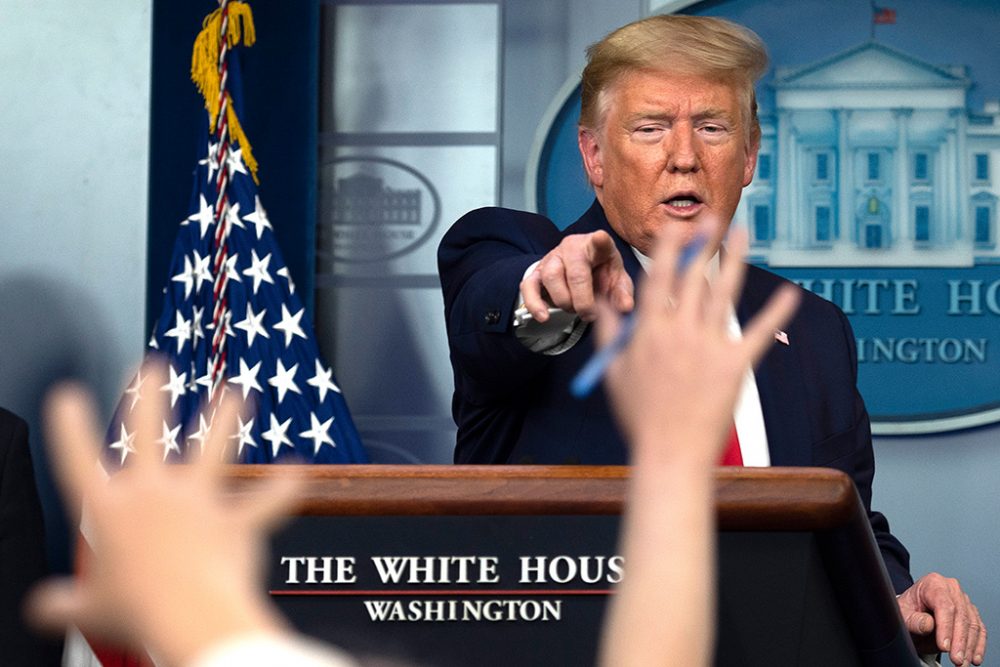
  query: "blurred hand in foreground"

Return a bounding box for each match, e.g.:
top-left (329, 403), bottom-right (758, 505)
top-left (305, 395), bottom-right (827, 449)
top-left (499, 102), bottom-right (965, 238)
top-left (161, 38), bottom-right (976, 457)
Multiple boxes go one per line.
top-left (29, 363), bottom-right (305, 666)
top-left (597, 220), bottom-right (799, 667)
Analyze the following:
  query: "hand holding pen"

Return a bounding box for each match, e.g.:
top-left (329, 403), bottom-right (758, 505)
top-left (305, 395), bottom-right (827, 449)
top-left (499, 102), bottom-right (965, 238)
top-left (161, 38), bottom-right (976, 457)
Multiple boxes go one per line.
top-left (577, 221), bottom-right (800, 461)
top-left (570, 232), bottom-right (709, 398)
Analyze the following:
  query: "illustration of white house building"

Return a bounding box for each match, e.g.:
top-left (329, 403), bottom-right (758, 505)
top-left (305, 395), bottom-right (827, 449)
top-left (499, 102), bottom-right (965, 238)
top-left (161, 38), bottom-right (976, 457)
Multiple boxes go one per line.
top-left (741, 41), bottom-right (1000, 267)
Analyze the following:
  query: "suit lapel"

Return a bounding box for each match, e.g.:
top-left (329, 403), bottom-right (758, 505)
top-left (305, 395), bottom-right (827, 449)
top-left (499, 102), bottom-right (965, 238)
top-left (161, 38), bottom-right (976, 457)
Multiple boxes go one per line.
top-left (738, 268), bottom-right (813, 467)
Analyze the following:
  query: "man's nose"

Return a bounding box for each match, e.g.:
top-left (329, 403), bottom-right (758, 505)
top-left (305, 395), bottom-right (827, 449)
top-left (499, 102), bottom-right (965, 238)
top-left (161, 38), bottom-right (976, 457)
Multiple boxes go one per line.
top-left (666, 126), bottom-right (699, 172)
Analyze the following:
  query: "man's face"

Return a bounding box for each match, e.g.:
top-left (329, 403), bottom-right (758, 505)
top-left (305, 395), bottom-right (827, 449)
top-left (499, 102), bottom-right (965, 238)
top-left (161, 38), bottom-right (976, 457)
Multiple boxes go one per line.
top-left (578, 69), bottom-right (758, 255)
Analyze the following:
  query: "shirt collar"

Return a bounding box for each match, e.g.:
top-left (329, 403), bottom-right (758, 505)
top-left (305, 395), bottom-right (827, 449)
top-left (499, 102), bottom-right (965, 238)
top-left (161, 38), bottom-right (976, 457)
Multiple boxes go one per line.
top-left (630, 245), bottom-right (721, 281)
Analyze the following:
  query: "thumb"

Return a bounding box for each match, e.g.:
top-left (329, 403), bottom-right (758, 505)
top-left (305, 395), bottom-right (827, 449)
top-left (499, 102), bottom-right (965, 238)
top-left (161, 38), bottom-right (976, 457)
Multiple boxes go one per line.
top-left (25, 579), bottom-right (90, 634)
top-left (904, 610), bottom-right (936, 636)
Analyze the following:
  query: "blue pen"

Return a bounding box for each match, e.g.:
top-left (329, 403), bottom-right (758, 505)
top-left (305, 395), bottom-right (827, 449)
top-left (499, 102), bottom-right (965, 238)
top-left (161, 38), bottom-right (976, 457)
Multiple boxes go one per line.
top-left (570, 234), bottom-right (708, 399)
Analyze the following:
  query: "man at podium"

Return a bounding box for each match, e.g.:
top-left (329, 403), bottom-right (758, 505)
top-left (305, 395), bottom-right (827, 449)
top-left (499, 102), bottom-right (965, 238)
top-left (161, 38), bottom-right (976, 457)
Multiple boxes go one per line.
top-left (438, 13), bottom-right (985, 666)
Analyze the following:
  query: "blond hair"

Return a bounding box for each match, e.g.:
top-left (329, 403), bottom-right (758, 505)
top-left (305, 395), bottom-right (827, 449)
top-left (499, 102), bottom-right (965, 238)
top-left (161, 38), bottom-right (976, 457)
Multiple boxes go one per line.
top-left (580, 14), bottom-right (768, 141)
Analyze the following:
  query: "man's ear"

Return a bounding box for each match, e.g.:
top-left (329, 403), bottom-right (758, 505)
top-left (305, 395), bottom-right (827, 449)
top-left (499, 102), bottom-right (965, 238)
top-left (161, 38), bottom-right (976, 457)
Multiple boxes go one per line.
top-left (578, 127), bottom-right (604, 188)
top-left (742, 130), bottom-right (760, 188)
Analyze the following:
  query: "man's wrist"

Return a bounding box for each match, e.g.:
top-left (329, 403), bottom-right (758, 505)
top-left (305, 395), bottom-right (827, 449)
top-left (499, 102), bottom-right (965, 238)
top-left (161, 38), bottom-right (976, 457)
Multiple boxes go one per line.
top-left (513, 261), bottom-right (586, 354)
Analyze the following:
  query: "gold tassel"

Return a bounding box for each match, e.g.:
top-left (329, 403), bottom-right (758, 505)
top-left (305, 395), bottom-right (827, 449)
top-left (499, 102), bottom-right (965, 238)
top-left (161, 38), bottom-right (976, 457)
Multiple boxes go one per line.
top-left (190, 1), bottom-right (259, 184)
top-left (226, 100), bottom-right (259, 179)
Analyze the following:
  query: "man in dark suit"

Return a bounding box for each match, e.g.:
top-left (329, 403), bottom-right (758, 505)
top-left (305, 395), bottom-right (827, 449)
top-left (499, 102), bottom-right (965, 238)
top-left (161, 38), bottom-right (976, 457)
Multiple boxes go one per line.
top-left (0, 406), bottom-right (60, 665)
top-left (439, 13), bottom-right (985, 666)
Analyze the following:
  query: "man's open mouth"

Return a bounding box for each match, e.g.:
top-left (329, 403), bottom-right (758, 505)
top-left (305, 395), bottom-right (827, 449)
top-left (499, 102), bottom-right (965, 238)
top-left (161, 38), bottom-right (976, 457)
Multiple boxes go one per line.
top-left (664, 193), bottom-right (702, 208)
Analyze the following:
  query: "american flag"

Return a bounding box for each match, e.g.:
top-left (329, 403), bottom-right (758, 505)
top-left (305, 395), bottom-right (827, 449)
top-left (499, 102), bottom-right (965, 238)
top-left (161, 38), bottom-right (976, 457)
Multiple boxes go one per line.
top-left (103, 19), bottom-right (367, 467)
top-left (872, 5), bottom-right (896, 24)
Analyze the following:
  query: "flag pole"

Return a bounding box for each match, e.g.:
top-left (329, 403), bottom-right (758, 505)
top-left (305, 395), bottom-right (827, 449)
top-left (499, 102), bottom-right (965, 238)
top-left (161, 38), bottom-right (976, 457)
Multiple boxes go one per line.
top-left (209, 0), bottom-right (233, 403)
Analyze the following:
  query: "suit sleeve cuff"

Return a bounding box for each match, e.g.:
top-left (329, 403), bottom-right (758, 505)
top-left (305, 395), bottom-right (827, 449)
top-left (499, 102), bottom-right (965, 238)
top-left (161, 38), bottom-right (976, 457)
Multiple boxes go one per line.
top-left (512, 261), bottom-right (587, 355)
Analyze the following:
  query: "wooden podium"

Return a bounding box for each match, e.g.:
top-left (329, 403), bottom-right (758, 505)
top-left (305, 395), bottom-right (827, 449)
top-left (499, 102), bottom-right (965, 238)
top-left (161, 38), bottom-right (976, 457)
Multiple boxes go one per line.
top-left (233, 465), bottom-right (920, 667)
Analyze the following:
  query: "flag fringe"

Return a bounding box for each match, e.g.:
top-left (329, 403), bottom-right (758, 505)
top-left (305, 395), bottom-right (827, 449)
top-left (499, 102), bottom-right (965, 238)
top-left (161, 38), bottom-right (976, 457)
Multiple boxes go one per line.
top-left (191, 1), bottom-right (259, 183)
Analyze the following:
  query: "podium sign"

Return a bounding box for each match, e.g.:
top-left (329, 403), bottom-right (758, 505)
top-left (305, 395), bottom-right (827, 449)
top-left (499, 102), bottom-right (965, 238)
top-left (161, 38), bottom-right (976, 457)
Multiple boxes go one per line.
top-left (272, 514), bottom-right (617, 665)
top-left (243, 465), bottom-right (920, 667)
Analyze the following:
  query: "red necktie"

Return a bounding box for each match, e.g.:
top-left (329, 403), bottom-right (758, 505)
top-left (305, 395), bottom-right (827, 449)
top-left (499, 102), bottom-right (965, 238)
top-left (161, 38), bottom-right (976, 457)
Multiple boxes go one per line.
top-left (719, 424), bottom-right (743, 466)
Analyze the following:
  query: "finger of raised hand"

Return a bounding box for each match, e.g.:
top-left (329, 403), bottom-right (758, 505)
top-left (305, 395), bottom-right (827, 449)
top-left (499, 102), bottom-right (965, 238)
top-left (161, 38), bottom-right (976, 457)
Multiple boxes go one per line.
top-left (127, 360), bottom-right (171, 470)
top-left (593, 298), bottom-right (624, 351)
top-left (194, 392), bottom-right (244, 483)
top-left (739, 284), bottom-right (800, 366)
top-left (675, 219), bottom-right (720, 321)
top-left (639, 223), bottom-right (684, 316)
top-left (710, 228), bottom-right (749, 330)
top-left (235, 471), bottom-right (303, 533)
top-left (43, 384), bottom-right (105, 516)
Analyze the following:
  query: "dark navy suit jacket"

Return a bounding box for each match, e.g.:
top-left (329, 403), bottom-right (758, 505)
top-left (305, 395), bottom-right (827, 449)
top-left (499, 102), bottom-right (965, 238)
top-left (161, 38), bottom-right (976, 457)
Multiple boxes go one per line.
top-left (438, 200), bottom-right (912, 593)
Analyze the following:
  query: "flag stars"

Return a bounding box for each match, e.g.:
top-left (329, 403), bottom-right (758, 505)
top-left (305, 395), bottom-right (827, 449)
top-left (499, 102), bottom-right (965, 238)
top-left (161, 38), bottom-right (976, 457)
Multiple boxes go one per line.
top-left (225, 201), bottom-right (246, 231)
top-left (268, 359), bottom-right (301, 404)
top-left (156, 421), bottom-right (182, 460)
top-left (227, 147), bottom-right (248, 177)
top-left (242, 249), bottom-right (274, 294)
top-left (300, 413), bottom-right (336, 455)
top-left (194, 370), bottom-right (214, 394)
top-left (261, 414), bottom-right (294, 458)
top-left (108, 424), bottom-right (136, 465)
top-left (186, 370), bottom-right (200, 394)
top-left (234, 303), bottom-right (269, 347)
top-left (224, 253), bottom-right (242, 283)
top-left (277, 266), bottom-right (295, 295)
top-left (222, 310), bottom-right (238, 339)
top-left (231, 415), bottom-right (257, 458)
top-left (274, 305), bottom-right (306, 348)
top-left (191, 306), bottom-right (206, 346)
top-left (307, 360), bottom-right (341, 402)
top-left (187, 194), bottom-right (215, 239)
top-left (242, 196), bottom-right (272, 239)
top-left (171, 256), bottom-right (196, 298)
top-left (124, 370), bottom-right (145, 412)
top-left (229, 359), bottom-right (263, 400)
top-left (187, 413), bottom-right (212, 454)
top-left (164, 311), bottom-right (193, 353)
top-left (199, 141), bottom-right (220, 183)
top-left (227, 147), bottom-right (248, 176)
top-left (161, 365), bottom-right (188, 408)
top-left (191, 250), bottom-right (213, 294)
